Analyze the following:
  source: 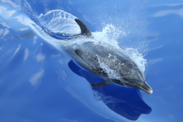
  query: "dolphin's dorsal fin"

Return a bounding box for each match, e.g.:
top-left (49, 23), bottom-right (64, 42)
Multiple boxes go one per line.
top-left (75, 18), bottom-right (92, 37)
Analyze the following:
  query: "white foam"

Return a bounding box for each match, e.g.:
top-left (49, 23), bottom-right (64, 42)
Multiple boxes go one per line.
top-left (125, 48), bottom-right (147, 72)
top-left (38, 10), bottom-right (80, 35)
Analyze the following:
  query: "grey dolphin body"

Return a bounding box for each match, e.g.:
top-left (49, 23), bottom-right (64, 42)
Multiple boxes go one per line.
top-left (63, 19), bottom-right (153, 94)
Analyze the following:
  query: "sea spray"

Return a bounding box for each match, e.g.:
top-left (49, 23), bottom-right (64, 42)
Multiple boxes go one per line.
top-left (38, 10), bottom-right (80, 35)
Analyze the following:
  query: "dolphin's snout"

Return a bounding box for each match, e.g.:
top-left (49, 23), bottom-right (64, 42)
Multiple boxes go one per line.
top-left (138, 82), bottom-right (153, 94)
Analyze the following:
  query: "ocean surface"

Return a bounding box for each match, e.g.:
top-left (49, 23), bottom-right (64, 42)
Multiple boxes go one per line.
top-left (0, 0), bottom-right (183, 122)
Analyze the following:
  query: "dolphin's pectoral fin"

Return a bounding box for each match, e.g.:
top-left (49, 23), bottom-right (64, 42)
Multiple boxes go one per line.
top-left (112, 79), bottom-right (125, 86)
top-left (14, 30), bottom-right (36, 39)
top-left (75, 18), bottom-right (92, 37)
top-left (91, 79), bottom-right (113, 87)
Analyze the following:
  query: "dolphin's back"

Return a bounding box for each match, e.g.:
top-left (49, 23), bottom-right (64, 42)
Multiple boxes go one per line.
top-left (70, 42), bottom-right (138, 79)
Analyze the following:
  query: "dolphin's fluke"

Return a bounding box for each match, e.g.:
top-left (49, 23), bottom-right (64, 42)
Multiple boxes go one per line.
top-left (91, 79), bottom-right (113, 87)
top-left (75, 19), bottom-right (92, 37)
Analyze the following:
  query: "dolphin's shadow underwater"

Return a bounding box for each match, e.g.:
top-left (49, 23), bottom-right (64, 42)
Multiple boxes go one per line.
top-left (68, 60), bottom-right (152, 121)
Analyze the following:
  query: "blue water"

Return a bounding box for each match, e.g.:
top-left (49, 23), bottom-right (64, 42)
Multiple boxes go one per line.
top-left (0, 0), bottom-right (183, 122)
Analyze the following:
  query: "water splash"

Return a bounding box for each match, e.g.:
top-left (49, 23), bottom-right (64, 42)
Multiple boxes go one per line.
top-left (125, 48), bottom-right (147, 72)
top-left (38, 10), bottom-right (80, 35)
top-left (92, 24), bottom-right (126, 46)
top-left (92, 24), bottom-right (146, 72)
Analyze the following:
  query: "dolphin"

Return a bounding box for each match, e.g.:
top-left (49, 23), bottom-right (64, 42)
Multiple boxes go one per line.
top-left (15, 18), bottom-right (153, 94)
top-left (61, 19), bottom-right (153, 94)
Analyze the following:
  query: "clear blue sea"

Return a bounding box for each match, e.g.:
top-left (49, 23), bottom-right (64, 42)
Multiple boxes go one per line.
top-left (0, 0), bottom-right (183, 122)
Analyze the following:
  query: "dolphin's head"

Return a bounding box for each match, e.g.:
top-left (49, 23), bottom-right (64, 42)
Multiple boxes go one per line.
top-left (114, 56), bottom-right (153, 94)
top-left (123, 67), bottom-right (153, 94)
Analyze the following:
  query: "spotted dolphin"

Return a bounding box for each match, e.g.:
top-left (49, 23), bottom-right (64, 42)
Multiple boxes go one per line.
top-left (62, 19), bottom-right (153, 94)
